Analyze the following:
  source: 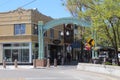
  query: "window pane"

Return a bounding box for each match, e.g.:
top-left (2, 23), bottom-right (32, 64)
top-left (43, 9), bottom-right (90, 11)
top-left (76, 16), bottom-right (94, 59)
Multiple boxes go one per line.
top-left (22, 43), bottom-right (29, 46)
top-left (3, 44), bottom-right (11, 47)
top-left (13, 43), bottom-right (20, 47)
top-left (4, 49), bottom-right (12, 62)
top-left (21, 49), bottom-right (29, 62)
top-left (14, 24), bottom-right (26, 35)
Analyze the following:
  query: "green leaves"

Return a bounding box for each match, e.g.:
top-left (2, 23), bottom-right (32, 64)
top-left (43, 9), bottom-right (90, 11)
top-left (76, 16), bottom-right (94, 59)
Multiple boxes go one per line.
top-left (64, 0), bottom-right (120, 48)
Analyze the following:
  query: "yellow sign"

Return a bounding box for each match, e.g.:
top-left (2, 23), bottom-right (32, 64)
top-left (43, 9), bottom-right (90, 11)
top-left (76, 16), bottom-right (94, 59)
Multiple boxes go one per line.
top-left (87, 38), bottom-right (95, 46)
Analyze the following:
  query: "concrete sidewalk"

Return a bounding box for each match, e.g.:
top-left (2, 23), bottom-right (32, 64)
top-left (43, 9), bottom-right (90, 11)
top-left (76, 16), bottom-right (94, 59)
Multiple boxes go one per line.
top-left (0, 65), bottom-right (34, 70)
top-left (0, 65), bottom-right (76, 70)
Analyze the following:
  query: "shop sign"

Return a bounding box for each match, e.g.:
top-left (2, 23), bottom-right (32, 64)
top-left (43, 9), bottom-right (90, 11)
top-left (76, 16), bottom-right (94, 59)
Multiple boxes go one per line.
top-left (53, 39), bottom-right (61, 45)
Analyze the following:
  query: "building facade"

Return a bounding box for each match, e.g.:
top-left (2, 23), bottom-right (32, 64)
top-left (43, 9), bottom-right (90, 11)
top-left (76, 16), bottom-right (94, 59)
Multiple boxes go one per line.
top-left (0, 8), bottom-right (63, 64)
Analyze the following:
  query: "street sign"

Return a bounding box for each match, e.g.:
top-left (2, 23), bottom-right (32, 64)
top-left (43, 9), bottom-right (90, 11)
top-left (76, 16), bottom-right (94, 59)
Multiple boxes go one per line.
top-left (87, 38), bottom-right (95, 46)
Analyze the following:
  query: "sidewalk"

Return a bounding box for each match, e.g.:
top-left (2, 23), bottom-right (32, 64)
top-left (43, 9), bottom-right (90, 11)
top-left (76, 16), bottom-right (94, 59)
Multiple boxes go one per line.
top-left (0, 65), bottom-right (34, 70)
top-left (0, 65), bottom-right (77, 70)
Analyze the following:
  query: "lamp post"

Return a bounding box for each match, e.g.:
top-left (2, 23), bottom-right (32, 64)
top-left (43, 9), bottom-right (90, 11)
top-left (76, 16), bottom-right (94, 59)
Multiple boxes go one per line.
top-left (60, 25), bottom-right (71, 64)
top-left (60, 30), bottom-right (70, 52)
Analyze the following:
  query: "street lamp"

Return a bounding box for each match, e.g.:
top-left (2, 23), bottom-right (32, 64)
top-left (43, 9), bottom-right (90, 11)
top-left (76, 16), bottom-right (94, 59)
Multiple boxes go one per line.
top-left (60, 31), bottom-right (70, 36)
top-left (60, 29), bottom-right (70, 64)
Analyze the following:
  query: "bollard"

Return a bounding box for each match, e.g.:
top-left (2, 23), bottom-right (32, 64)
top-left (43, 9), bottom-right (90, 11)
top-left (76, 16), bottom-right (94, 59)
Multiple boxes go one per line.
top-left (47, 58), bottom-right (50, 67)
top-left (61, 57), bottom-right (64, 65)
top-left (3, 60), bottom-right (6, 68)
top-left (103, 57), bottom-right (106, 65)
top-left (14, 59), bottom-right (18, 68)
top-left (33, 59), bottom-right (36, 68)
top-left (54, 58), bottom-right (57, 67)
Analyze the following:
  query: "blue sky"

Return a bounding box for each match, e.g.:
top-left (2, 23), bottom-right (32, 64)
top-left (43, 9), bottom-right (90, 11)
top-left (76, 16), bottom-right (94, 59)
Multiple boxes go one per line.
top-left (0, 0), bottom-right (71, 18)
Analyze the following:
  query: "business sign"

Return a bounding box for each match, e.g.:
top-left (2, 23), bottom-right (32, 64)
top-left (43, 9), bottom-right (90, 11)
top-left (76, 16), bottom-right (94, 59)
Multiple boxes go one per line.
top-left (53, 39), bottom-right (61, 45)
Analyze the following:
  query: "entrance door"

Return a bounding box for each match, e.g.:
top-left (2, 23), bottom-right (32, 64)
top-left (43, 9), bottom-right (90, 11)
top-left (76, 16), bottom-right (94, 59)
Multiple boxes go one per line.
top-left (12, 49), bottom-right (18, 62)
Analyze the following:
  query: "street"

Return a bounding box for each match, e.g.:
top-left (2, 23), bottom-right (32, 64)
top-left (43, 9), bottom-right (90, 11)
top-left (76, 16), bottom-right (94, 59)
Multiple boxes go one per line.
top-left (0, 66), bottom-right (120, 80)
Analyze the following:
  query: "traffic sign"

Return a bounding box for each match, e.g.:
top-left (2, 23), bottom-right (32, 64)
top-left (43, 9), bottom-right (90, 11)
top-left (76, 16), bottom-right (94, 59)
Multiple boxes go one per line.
top-left (85, 43), bottom-right (91, 50)
top-left (87, 38), bottom-right (95, 47)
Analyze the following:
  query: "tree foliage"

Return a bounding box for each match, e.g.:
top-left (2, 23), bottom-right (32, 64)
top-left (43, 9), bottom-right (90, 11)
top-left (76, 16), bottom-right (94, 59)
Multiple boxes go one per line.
top-left (62, 0), bottom-right (120, 64)
top-left (63, 0), bottom-right (120, 48)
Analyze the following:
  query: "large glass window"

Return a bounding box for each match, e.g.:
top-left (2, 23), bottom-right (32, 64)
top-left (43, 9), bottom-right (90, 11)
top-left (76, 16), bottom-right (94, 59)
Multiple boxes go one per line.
top-left (21, 49), bottom-right (29, 62)
top-left (4, 49), bottom-right (12, 62)
top-left (14, 24), bottom-right (26, 35)
top-left (3, 43), bottom-right (30, 63)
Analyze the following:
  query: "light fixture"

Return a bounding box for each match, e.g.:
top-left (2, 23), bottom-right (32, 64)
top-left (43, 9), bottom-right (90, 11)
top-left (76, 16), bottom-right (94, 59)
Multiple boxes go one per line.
top-left (66, 31), bottom-right (69, 36)
top-left (60, 31), bottom-right (70, 36)
top-left (60, 31), bottom-right (64, 36)
top-left (35, 26), bottom-right (37, 29)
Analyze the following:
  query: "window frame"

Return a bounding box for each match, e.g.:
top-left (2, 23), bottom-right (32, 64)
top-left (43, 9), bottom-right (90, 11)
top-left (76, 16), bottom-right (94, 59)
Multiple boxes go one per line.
top-left (14, 24), bottom-right (26, 35)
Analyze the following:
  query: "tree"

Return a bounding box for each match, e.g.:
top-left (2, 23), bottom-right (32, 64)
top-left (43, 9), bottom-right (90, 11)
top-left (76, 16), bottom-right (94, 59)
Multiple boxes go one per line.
top-left (63, 0), bottom-right (120, 65)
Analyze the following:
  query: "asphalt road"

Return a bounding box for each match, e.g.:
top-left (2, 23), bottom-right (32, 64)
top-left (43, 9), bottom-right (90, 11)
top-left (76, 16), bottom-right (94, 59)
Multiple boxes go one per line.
top-left (0, 66), bottom-right (120, 80)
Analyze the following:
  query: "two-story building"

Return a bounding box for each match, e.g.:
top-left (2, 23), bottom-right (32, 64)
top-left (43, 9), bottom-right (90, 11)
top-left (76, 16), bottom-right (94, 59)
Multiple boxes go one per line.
top-left (0, 8), bottom-right (64, 64)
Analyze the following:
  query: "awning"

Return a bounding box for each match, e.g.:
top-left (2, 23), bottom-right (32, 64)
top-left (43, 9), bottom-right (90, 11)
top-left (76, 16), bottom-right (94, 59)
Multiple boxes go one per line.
top-left (71, 41), bottom-right (81, 48)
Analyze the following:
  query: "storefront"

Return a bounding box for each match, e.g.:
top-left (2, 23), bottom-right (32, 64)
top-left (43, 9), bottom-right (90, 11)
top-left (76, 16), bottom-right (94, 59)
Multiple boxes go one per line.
top-left (2, 43), bottom-right (33, 64)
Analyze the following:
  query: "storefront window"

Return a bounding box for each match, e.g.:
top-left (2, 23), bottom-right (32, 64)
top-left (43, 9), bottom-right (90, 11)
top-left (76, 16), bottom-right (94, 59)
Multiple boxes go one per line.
top-left (4, 49), bottom-right (12, 62)
top-left (12, 49), bottom-right (18, 62)
top-left (21, 49), bottom-right (29, 62)
top-left (3, 44), bottom-right (11, 47)
top-left (3, 43), bottom-right (30, 63)
top-left (13, 43), bottom-right (20, 47)
top-left (22, 43), bottom-right (29, 46)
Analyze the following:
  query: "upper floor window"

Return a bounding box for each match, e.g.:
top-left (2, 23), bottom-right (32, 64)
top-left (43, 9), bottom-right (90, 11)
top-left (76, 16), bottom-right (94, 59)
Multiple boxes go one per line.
top-left (33, 24), bottom-right (38, 35)
top-left (58, 31), bottom-right (61, 39)
top-left (14, 24), bottom-right (26, 35)
top-left (50, 29), bottom-right (54, 39)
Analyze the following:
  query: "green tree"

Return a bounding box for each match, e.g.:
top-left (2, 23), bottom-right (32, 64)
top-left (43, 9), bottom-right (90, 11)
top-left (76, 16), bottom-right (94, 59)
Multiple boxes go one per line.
top-left (62, 0), bottom-right (120, 65)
